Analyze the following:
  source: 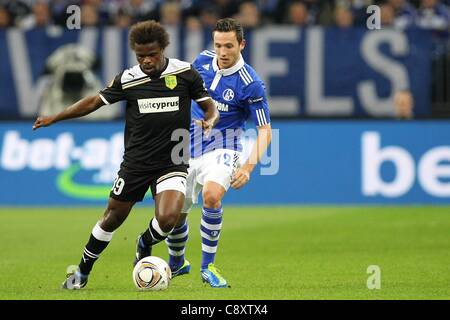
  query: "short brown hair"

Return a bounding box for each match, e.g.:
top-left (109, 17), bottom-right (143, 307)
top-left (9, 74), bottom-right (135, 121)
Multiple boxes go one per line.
top-left (128, 20), bottom-right (170, 50)
top-left (213, 18), bottom-right (244, 43)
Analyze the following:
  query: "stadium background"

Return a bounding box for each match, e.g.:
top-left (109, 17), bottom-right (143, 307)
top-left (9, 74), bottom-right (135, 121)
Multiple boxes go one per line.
top-left (1, 0), bottom-right (450, 300)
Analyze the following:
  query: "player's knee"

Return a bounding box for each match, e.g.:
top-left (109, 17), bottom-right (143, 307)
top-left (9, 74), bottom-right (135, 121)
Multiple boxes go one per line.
top-left (202, 190), bottom-right (222, 209)
top-left (156, 210), bottom-right (179, 233)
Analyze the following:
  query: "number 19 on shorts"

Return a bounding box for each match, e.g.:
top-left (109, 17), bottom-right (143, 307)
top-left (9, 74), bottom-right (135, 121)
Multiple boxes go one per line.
top-left (112, 177), bottom-right (125, 195)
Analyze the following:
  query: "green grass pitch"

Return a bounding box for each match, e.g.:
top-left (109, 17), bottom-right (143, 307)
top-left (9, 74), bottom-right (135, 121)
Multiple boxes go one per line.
top-left (0, 206), bottom-right (449, 300)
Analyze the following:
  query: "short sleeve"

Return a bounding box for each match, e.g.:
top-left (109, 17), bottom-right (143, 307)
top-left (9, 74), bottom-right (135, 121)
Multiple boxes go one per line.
top-left (99, 73), bottom-right (125, 105)
top-left (189, 67), bottom-right (210, 103)
top-left (244, 81), bottom-right (271, 127)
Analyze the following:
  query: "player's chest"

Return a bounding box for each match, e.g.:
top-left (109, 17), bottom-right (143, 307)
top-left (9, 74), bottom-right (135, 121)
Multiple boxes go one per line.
top-left (125, 78), bottom-right (190, 114)
top-left (126, 76), bottom-right (189, 97)
top-left (205, 78), bottom-right (242, 108)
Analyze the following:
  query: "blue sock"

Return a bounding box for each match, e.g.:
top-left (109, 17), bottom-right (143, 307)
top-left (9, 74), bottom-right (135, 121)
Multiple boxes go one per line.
top-left (200, 206), bottom-right (223, 270)
top-left (166, 220), bottom-right (189, 269)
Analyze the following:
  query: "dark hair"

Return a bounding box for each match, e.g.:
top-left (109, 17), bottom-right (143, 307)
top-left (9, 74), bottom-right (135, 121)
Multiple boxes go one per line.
top-left (128, 20), bottom-right (170, 50)
top-left (213, 18), bottom-right (244, 44)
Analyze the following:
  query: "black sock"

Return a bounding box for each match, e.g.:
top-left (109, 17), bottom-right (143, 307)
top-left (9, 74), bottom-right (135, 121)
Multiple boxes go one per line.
top-left (141, 217), bottom-right (170, 247)
top-left (78, 223), bottom-right (114, 275)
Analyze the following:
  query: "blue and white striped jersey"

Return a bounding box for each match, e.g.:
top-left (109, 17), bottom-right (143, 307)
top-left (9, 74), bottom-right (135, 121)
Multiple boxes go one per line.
top-left (190, 50), bottom-right (270, 157)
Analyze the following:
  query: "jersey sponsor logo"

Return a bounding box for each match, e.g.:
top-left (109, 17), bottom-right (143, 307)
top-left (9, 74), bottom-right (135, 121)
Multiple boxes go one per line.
top-left (248, 97), bottom-right (264, 104)
top-left (213, 99), bottom-right (229, 112)
top-left (222, 89), bottom-right (234, 101)
top-left (164, 75), bottom-right (177, 89)
top-left (138, 97), bottom-right (180, 113)
top-left (202, 64), bottom-right (210, 70)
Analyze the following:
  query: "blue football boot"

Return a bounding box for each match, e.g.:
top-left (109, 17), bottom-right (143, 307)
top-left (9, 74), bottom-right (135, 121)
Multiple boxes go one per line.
top-left (170, 259), bottom-right (191, 278)
top-left (200, 263), bottom-right (229, 288)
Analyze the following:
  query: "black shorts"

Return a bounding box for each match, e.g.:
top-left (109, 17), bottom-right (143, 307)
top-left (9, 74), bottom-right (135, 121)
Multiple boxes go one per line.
top-left (109, 165), bottom-right (188, 202)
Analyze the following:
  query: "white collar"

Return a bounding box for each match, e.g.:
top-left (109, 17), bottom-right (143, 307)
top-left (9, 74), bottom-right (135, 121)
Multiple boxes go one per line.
top-left (212, 54), bottom-right (245, 76)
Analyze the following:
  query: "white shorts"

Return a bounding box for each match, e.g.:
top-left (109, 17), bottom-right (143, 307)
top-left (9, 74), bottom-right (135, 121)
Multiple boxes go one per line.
top-left (182, 149), bottom-right (241, 213)
top-left (156, 175), bottom-right (187, 195)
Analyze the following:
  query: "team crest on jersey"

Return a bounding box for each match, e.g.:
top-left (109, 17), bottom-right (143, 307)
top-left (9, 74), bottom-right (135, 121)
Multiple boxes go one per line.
top-left (164, 75), bottom-right (177, 90)
top-left (223, 89), bottom-right (234, 101)
top-left (202, 64), bottom-right (210, 70)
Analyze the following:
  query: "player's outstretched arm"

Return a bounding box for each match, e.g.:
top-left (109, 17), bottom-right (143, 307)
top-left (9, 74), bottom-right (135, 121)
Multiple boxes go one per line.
top-left (231, 123), bottom-right (272, 189)
top-left (196, 98), bottom-right (220, 136)
top-left (32, 94), bottom-right (105, 130)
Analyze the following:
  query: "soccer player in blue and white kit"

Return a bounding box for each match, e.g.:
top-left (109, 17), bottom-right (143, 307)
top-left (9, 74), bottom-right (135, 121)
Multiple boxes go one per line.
top-left (165, 18), bottom-right (272, 287)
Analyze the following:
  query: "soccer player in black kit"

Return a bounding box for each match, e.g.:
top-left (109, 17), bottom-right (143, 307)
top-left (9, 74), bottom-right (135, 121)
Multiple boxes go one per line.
top-left (33, 20), bottom-right (219, 289)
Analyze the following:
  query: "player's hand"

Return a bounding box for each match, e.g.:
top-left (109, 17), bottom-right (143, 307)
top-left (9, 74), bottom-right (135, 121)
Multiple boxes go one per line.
top-left (194, 119), bottom-right (213, 138)
top-left (231, 167), bottom-right (251, 189)
top-left (33, 116), bottom-right (55, 130)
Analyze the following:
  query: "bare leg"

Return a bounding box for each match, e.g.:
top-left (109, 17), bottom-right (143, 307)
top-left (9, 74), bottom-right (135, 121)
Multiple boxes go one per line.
top-left (140, 190), bottom-right (185, 248)
top-left (78, 198), bottom-right (135, 276)
top-left (99, 197), bottom-right (136, 232)
top-left (154, 190), bottom-right (185, 232)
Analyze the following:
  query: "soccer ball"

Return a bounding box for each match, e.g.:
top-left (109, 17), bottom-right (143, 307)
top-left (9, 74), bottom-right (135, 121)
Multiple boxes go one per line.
top-left (132, 256), bottom-right (172, 291)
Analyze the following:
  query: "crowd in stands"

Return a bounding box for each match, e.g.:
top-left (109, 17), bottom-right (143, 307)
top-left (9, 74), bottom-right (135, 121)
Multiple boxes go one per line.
top-left (0, 0), bottom-right (448, 36)
top-left (0, 1), bottom-right (448, 119)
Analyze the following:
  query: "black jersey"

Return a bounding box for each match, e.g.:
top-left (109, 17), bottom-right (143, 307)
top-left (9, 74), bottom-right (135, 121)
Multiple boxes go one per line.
top-left (99, 58), bottom-right (210, 173)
